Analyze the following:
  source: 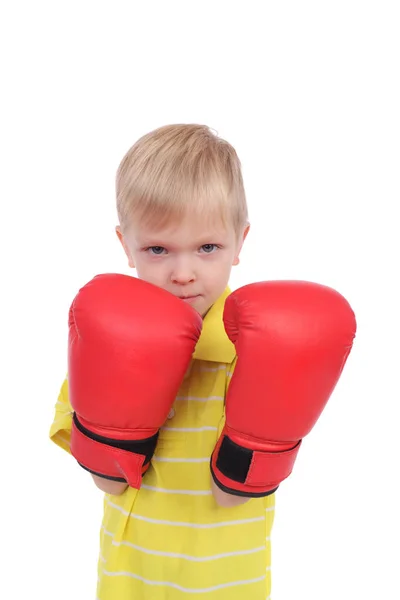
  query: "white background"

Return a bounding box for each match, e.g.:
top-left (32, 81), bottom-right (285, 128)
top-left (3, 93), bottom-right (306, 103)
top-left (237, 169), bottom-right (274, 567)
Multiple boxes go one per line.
top-left (1, 1), bottom-right (399, 598)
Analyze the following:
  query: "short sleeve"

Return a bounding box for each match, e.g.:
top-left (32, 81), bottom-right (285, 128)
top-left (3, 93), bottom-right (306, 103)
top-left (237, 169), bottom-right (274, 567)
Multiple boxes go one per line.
top-left (49, 376), bottom-right (73, 454)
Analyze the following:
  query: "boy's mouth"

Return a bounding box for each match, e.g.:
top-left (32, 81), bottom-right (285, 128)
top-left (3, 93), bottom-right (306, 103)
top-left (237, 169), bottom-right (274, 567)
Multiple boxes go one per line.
top-left (179, 295), bottom-right (200, 304)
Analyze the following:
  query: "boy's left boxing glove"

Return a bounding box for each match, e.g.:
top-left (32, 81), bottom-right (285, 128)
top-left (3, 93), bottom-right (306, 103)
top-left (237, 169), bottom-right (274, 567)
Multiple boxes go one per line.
top-left (211, 280), bottom-right (356, 497)
top-left (69, 274), bottom-right (202, 489)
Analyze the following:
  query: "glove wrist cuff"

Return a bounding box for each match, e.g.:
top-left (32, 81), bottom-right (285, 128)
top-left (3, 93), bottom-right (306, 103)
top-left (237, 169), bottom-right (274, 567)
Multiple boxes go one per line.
top-left (211, 429), bottom-right (301, 497)
top-left (71, 414), bottom-right (158, 488)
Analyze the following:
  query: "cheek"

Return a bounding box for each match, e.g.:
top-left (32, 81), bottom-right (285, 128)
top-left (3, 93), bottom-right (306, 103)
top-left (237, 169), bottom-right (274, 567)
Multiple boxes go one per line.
top-left (133, 257), bottom-right (167, 286)
top-left (201, 255), bottom-right (233, 288)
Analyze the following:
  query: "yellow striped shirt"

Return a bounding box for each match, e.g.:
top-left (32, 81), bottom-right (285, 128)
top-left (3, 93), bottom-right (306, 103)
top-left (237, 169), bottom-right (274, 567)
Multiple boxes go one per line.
top-left (49, 287), bottom-right (275, 599)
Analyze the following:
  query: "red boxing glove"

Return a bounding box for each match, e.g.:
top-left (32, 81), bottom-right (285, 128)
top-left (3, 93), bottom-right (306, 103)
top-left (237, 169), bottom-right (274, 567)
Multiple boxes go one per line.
top-left (211, 281), bottom-right (356, 497)
top-left (69, 274), bottom-right (202, 489)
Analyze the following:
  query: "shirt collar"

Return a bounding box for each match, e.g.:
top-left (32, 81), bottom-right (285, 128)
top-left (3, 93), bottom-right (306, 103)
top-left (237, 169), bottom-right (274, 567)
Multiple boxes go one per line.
top-left (192, 287), bottom-right (236, 363)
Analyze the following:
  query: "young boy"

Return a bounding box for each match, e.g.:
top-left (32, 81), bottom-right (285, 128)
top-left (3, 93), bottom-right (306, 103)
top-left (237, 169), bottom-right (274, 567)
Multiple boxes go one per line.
top-left (50, 124), bottom-right (276, 599)
top-left (49, 124), bottom-right (355, 599)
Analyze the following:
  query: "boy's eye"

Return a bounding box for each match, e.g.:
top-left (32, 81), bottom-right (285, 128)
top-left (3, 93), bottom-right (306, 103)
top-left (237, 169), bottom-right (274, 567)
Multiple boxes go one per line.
top-left (201, 244), bottom-right (218, 253)
top-left (148, 246), bottom-right (166, 255)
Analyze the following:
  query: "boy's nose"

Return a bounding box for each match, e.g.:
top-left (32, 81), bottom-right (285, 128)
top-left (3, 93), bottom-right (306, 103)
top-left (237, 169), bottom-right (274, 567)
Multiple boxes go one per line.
top-left (170, 260), bottom-right (196, 284)
top-left (171, 271), bottom-right (196, 284)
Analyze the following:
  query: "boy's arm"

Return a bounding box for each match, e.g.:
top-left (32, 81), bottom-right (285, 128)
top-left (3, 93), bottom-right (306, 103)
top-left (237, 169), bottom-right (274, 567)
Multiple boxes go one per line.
top-left (50, 383), bottom-right (242, 503)
top-left (50, 378), bottom-right (128, 494)
top-left (211, 479), bottom-right (249, 507)
top-left (91, 474), bottom-right (128, 495)
top-left (210, 357), bottom-right (249, 507)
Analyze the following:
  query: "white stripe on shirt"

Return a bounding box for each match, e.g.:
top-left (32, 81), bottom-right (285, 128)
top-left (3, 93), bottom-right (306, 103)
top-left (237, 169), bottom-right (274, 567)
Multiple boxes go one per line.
top-left (141, 484), bottom-right (212, 495)
top-left (54, 432), bottom-right (70, 445)
top-left (161, 426), bottom-right (217, 432)
top-left (175, 395), bottom-right (224, 402)
top-left (101, 568), bottom-right (265, 592)
top-left (152, 456), bottom-right (209, 463)
top-left (105, 499), bottom-right (267, 527)
top-left (111, 540), bottom-right (266, 562)
top-left (131, 514), bottom-right (266, 528)
top-left (198, 365), bottom-right (227, 373)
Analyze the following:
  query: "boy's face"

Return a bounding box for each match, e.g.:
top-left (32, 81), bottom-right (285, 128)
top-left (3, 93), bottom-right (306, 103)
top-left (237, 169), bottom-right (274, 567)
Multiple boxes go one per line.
top-left (116, 214), bottom-right (249, 317)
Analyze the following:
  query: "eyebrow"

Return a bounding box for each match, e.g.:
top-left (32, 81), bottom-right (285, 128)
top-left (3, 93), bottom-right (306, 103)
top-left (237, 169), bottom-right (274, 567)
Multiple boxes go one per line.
top-left (138, 233), bottom-right (227, 247)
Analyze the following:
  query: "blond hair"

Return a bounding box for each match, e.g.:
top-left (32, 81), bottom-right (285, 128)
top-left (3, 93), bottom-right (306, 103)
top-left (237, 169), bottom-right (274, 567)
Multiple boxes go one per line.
top-left (116, 124), bottom-right (248, 236)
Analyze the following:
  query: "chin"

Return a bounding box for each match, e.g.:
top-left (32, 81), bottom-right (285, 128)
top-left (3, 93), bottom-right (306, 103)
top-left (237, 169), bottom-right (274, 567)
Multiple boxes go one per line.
top-left (199, 302), bottom-right (213, 318)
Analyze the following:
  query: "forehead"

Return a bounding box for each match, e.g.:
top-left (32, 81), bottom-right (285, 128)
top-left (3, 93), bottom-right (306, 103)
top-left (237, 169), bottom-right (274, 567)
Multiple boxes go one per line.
top-left (131, 213), bottom-right (235, 245)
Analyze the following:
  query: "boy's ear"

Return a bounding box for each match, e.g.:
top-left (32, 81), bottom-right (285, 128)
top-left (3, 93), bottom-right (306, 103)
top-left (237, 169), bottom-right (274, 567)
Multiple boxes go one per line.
top-left (115, 226), bottom-right (135, 269)
top-left (233, 224), bottom-right (250, 266)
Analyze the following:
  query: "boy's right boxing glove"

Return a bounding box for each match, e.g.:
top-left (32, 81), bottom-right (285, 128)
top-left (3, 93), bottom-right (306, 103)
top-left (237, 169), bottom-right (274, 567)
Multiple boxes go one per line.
top-left (68, 274), bottom-right (202, 489)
